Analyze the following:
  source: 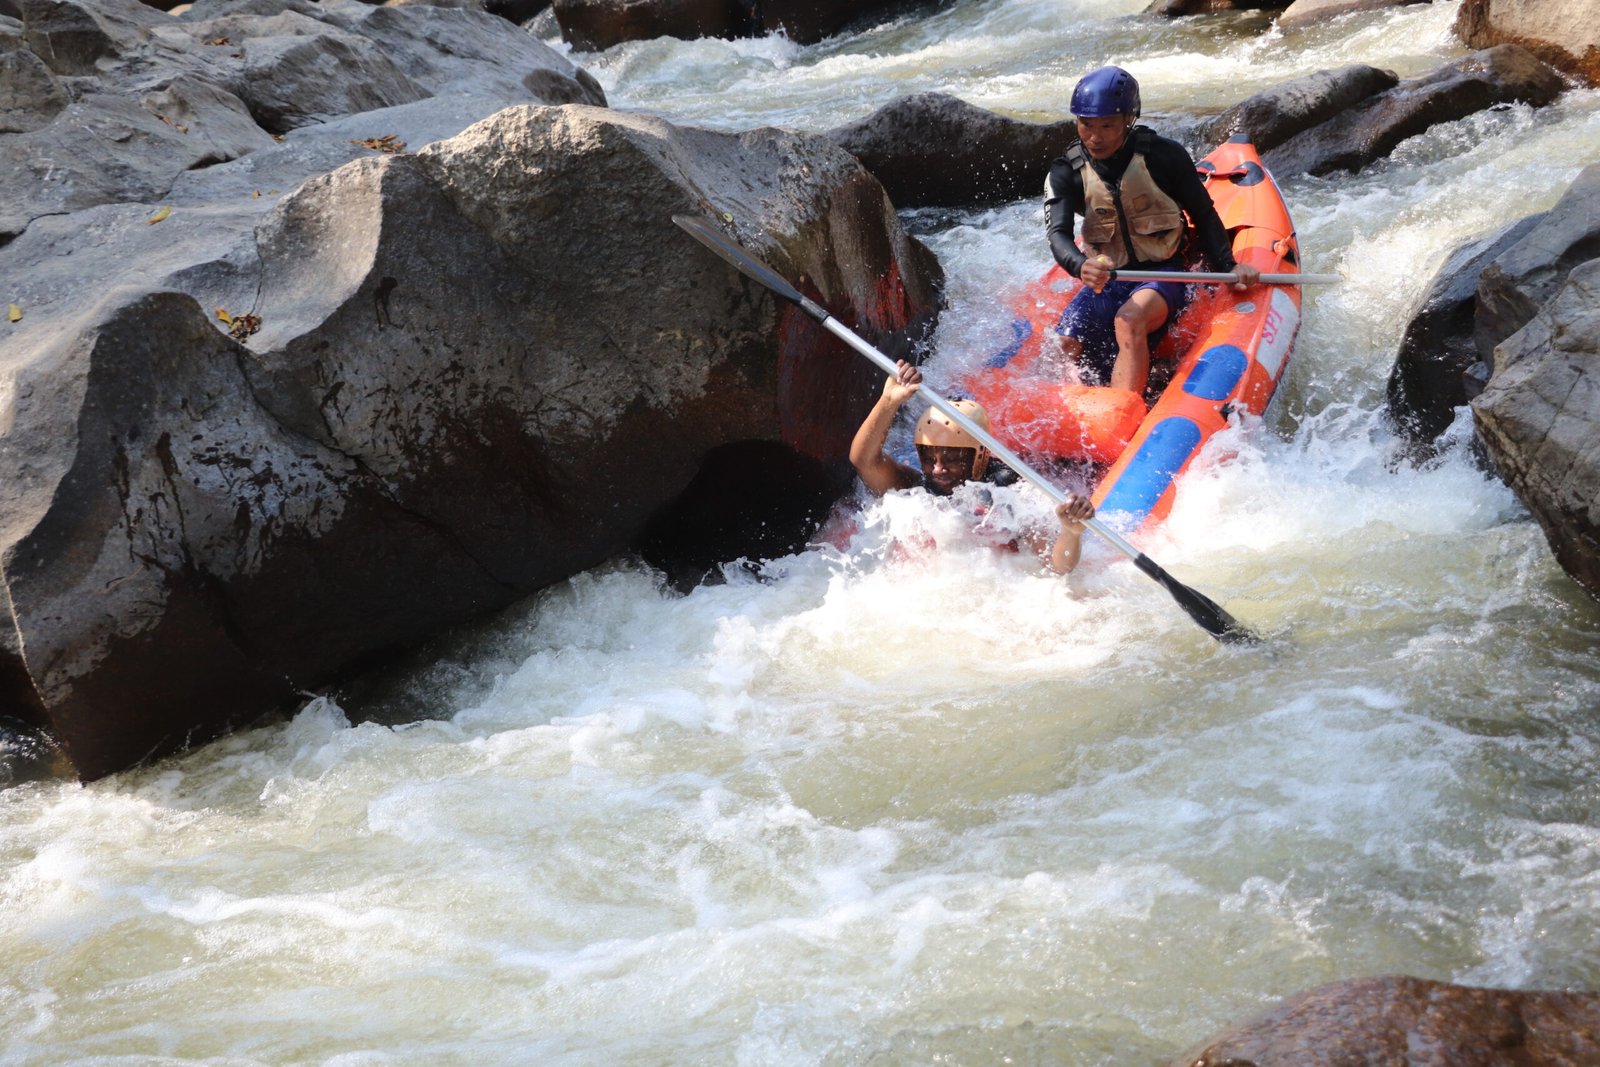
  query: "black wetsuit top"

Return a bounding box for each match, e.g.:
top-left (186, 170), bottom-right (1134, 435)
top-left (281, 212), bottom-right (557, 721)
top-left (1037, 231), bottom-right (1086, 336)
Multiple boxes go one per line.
top-left (1044, 127), bottom-right (1237, 278)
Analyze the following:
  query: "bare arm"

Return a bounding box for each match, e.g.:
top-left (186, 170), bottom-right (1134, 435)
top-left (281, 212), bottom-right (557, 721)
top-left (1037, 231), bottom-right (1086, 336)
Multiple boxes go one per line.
top-left (849, 360), bottom-right (923, 496)
top-left (1047, 494), bottom-right (1095, 574)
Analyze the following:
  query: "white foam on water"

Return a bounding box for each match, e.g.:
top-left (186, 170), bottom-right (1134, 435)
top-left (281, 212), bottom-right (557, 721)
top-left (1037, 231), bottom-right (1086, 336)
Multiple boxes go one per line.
top-left (5, 9), bottom-right (1600, 1067)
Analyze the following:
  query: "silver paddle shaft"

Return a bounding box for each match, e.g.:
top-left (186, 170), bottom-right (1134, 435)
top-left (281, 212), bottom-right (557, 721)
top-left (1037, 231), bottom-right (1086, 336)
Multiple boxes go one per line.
top-left (1110, 269), bottom-right (1340, 285)
top-left (819, 316), bottom-right (1145, 563)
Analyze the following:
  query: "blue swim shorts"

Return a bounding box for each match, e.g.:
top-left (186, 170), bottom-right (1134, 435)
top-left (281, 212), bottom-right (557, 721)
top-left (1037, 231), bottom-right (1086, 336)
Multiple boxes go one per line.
top-left (1055, 276), bottom-right (1192, 386)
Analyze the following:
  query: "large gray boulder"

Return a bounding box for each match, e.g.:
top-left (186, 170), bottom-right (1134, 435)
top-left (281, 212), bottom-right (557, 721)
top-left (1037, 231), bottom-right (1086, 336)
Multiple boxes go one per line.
top-left (1263, 45), bottom-right (1565, 179)
top-left (1473, 260), bottom-right (1600, 600)
top-left (1174, 975), bottom-right (1600, 1065)
top-left (1456, 0), bottom-right (1600, 87)
top-left (2, 0), bottom-right (943, 779)
top-left (2, 0), bottom-right (605, 241)
top-left (827, 92), bottom-right (1076, 210)
top-left (1, 103), bottom-right (942, 780)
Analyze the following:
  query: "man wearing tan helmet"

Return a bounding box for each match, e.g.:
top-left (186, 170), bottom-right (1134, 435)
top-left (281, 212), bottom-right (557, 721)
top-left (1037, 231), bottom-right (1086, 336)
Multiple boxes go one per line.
top-left (849, 360), bottom-right (1098, 574)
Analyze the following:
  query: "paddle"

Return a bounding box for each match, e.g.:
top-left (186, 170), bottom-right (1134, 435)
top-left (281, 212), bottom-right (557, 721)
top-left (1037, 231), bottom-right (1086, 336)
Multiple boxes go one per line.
top-left (672, 213), bottom-right (1262, 645)
top-left (1109, 269), bottom-right (1340, 285)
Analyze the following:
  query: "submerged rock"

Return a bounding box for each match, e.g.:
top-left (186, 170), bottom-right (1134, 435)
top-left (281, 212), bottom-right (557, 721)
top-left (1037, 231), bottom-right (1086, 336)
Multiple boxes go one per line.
top-left (1175, 975), bottom-right (1600, 1066)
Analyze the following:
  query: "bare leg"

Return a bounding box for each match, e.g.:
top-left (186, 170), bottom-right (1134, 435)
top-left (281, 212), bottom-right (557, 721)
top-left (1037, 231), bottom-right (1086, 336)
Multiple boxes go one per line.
top-left (1110, 288), bottom-right (1171, 395)
top-left (1047, 332), bottom-right (1085, 368)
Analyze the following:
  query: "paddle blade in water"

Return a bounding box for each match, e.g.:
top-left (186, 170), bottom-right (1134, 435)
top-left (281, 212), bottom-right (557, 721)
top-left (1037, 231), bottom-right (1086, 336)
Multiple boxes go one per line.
top-left (1134, 554), bottom-right (1262, 645)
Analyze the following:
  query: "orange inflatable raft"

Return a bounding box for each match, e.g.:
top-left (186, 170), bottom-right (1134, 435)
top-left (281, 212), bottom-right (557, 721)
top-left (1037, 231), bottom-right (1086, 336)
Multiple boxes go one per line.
top-left (964, 136), bottom-right (1302, 529)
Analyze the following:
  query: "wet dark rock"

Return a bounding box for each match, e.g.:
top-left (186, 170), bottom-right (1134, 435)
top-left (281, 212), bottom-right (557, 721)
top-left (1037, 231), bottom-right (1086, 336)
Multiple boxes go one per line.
top-left (1262, 45), bottom-right (1566, 179)
top-left (827, 92), bottom-right (1077, 210)
top-left (1, 103), bottom-right (940, 781)
top-left (0, 715), bottom-right (68, 787)
top-left (749, 0), bottom-right (952, 43)
top-left (1456, 0), bottom-right (1600, 87)
top-left (1474, 260), bottom-right (1600, 601)
top-left (481, 0), bottom-right (552, 23)
top-left (1174, 975), bottom-right (1600, 1066)
top-left (1387, 213), bottom-right (1543, 448)
top-left (636, 441), bottom-right (845, 591)
top-left (550, 0), bottom-right (949, 52)
top-left (550, 0), bottom-right (743, 52)
top-left (1201, 65), bottom-right (1398, 153)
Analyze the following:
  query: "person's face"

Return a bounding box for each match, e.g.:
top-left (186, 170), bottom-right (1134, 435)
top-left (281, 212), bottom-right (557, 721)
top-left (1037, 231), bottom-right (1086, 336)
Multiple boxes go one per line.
top-left (1075, 114), bottom-right (1133, 160)
top-left (916, 444), bottom-right (978, 496)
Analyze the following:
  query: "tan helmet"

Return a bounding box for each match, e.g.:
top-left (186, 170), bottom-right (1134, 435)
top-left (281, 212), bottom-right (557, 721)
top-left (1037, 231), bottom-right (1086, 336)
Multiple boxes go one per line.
top-left (914, 400), bottom-right (990, 448)
top-left (914, 400), bottom-right (991, 479)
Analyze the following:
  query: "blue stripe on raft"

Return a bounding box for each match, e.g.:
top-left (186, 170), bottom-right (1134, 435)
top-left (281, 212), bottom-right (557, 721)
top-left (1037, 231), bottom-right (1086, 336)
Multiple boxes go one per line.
top-left (983, 318), bottom-right (1034, 369)
top-left (1097, 417), bottom-right (1204, 520)
top-left (1183, 344), bottom-right (1248, 401)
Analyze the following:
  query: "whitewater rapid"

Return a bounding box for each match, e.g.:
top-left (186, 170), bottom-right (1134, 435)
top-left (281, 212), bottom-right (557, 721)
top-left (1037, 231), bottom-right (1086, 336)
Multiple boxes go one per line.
top-left (5, 1), bottom-right (1600, 1064)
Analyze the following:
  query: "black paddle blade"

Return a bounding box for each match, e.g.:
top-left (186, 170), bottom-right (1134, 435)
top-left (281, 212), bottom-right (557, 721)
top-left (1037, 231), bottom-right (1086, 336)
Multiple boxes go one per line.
top-left (673, 214), bottom-right (822, 317)
top-left (1134, 555), bottom-right (1262, 645)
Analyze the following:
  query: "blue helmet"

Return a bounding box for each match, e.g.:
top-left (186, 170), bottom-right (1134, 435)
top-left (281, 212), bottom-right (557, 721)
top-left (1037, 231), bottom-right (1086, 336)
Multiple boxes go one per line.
top-left (1071, 66), bottom-right (1140, 119)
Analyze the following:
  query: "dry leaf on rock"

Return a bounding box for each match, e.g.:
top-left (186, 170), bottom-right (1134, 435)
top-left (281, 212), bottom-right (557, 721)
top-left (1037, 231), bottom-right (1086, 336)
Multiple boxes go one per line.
top-left (148, 206), bottom-right (171, 224)
top-left (351, 134), bottom-right (406, 154)
top-left (228, 313), bottom-right (261, 341)
top-left (215, 307), bottom-right (259, 340)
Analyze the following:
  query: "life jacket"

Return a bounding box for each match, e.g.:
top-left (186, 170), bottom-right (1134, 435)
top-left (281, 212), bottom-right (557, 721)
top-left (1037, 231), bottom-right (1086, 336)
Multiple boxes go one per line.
top-left (1067, 127), bottom-right (1186, 269)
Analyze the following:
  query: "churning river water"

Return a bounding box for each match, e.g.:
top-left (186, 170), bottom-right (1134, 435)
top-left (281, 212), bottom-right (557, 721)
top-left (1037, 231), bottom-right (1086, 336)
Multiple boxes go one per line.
top-left (5, 1), bottom-right (1600, 1064)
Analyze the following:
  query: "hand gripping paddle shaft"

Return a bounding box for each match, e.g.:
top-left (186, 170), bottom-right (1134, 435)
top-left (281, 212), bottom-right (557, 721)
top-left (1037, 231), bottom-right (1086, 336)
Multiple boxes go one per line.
top-left (672, 214), bottom-right (1262, 645)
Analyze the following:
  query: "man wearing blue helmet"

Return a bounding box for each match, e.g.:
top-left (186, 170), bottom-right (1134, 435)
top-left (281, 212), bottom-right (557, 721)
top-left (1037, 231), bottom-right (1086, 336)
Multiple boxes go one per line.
top-left (1045, 66), bottom-right (1259, 395)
